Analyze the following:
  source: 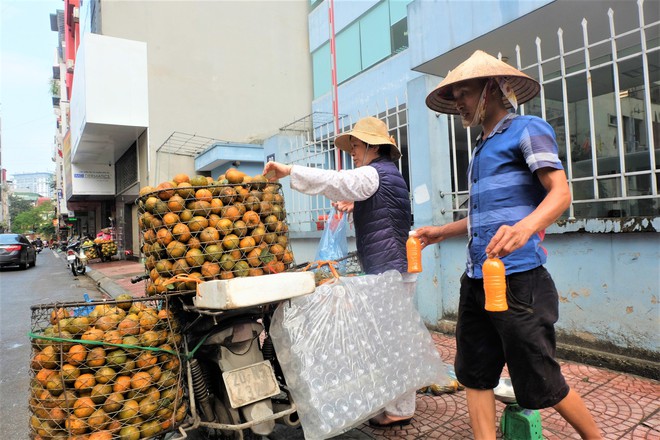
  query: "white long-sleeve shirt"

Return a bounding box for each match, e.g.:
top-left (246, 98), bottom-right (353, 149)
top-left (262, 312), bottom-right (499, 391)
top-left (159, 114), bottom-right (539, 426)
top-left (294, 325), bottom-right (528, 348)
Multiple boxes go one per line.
top-left (289, 165), bottom-right (379, 202)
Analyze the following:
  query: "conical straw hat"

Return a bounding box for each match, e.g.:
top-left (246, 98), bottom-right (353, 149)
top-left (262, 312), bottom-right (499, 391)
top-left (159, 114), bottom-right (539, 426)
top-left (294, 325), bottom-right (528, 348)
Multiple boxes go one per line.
top-left (425, 50), bottom-right (540, 114)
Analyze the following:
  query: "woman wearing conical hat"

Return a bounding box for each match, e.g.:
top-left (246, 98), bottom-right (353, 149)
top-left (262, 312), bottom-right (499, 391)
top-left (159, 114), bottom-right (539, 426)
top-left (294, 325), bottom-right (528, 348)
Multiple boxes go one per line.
top-left (264, 116), bottom-right (422, 426)
top-left (416, 51), bottom-right (602, 439)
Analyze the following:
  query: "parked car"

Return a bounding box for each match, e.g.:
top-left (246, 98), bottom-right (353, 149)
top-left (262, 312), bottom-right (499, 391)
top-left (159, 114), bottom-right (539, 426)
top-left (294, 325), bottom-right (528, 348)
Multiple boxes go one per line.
top-left (0, 233), bottom-right (37, 269)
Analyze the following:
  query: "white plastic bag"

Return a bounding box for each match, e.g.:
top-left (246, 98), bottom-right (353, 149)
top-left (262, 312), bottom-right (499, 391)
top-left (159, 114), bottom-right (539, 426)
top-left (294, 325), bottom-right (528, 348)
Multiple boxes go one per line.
top-left (269, 270), bottom-right (446, 440)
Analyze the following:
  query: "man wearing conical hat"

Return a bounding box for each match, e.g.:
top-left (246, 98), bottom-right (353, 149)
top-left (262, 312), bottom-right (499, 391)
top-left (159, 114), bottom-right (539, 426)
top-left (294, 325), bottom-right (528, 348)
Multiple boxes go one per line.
top-left (416, 51), bottom-right (602, 439)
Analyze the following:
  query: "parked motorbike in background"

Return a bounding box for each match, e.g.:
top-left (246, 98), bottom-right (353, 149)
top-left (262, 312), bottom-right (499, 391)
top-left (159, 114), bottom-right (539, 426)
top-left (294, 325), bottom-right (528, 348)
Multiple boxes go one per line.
top-left (66, 238), bottom-right (88, 276)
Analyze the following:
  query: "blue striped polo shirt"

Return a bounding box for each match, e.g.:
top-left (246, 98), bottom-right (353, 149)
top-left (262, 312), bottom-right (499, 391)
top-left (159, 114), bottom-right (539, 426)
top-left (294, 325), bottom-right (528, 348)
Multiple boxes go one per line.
top-left (466, 113), bottom-right (564, 279)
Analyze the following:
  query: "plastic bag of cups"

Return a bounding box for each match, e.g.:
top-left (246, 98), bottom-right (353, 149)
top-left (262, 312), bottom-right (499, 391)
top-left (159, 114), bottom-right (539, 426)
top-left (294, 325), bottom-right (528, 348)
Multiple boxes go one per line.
top-left (270, 270), bottom-right (447, 440)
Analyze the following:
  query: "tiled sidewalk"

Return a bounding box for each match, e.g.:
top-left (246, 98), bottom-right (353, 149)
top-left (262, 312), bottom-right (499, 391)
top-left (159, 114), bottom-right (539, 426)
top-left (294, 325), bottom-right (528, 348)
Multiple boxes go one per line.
top-left (87, 259), bottom-right (660, 439)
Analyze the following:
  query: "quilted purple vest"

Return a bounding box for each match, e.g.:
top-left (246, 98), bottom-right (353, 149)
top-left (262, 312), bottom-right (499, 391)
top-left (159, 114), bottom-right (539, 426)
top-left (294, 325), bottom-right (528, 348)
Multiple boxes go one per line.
top-left (353, 157), bottom-right (411, 275)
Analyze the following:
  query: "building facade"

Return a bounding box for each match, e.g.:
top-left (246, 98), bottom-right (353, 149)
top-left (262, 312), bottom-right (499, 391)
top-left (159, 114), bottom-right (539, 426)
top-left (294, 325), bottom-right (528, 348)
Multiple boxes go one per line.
top-left (265, 0), bottom-right (659, 367)
top-left (10, 172), bottom-right (54, 198)
top-left (50, 0), bottom-right (312, 253)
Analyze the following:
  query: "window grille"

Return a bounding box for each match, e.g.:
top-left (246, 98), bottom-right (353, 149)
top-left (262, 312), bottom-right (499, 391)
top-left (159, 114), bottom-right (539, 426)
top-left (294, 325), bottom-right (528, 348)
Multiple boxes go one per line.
top-left (445, 1), bottom-right (659, 220)
top-left (115, 142), bottom-right (137, 195)
top-left (283, 101), bottom-right (410, 232)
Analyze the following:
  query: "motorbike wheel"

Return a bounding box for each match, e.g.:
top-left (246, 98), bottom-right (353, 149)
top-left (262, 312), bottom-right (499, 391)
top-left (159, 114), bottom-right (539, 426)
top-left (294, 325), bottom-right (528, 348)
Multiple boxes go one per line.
top-left (71, 264), bottom-right (78, 276)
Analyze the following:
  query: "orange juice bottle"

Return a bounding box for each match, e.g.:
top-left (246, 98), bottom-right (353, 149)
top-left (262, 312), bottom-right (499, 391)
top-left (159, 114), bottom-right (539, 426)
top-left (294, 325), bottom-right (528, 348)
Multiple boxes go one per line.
top-left (406, 231), bottom-right (422, 273)
top-left (483, 257), bottom-right (508, 311)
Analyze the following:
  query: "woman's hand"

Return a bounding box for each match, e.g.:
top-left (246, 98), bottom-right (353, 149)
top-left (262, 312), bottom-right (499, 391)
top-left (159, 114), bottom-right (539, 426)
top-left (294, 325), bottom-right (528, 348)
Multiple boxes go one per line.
top-left (262, 162), bottom-right (293, 181)
top-left (332, 201), bottom-right (354, 213)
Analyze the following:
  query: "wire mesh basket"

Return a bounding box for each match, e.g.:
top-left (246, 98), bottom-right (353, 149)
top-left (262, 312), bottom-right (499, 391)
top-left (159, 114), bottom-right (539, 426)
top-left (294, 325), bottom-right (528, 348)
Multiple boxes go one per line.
top-left (28, 296), bottom-right (187, 439)
top-left (136, 178), bottom-right (295, 297)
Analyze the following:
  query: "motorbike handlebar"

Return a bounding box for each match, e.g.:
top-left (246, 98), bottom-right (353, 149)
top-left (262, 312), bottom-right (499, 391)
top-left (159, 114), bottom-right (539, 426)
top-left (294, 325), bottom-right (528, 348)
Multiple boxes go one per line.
top-left (130, 274), bottom-right (150, 284)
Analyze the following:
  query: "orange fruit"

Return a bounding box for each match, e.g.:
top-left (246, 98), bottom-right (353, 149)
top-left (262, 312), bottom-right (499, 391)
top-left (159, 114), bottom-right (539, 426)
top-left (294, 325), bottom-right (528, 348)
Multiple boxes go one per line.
top-left (210, 198), bottom-right (223, 215)
top-left (87, 408), bottom-right (110, 430)
top-left (103, 330), bottom-right (123, 348)
top-left (156, 228), bottom-right (173, 246)
top-left (188, 216), bottom-right (209, 233)
top-left (156, 182), bottom-right (175, 200)
top-left (118, 399), bottom-right (140, 422)
top-left (176, 182), bottom-right (195, 199)
top-left (162, 212), bottom-right (180, 227)
top-left (239, 236), bottom-right (256, 252)
top-left (222, 234), bottom-right (240, 251)
top-left (242, 210), bottom-right (260, 228)
top-left (139, 185), bottom-right (155, 197)
top-left (185, 248), bottom-right (205, 268)
top-left (119, 425), bottom-right (140, 440)
top-left (89, 431), bottom-right (112, 440)
top-left (166, 240), bottom-right (187, 259)
top-left (248, 267), bottom-right (264, 277)
top-left (102, 391), bottom-right (123, 415)
top-left (113, 376), bottom-right (131, 394)
top-left (65, 415), bottom-right (87, 435)
top-left (95, 366), bottom-right (117, 385)
top-left (172, 173), bottom-right (190, 185)
top-left (118, 317), bottom-right (140, 336)
top-left (130, 372), bottom-right (152, 392)
top-left (73, 396), bottom-right (96, 418)
top-left (269, 244), bottom-right (285, 260)
top-left (201, 261), bottom-right (221, 279)
top-left (61, 363), bottom-right (81, 383)
top-left (74, 373), bottom-right (96, 392)
top-left (195, 188), bottom-right (213, 202)
top-left (86, 347), bottom-right (107, 368)
top-left (199, 227), bottom-right (219, 244)
top-left (221, 205), bottom-right (241, 222)
top-left (167, 194), bottom-right (186, 213)
top-left (171, 223), bottom-right (191, 243)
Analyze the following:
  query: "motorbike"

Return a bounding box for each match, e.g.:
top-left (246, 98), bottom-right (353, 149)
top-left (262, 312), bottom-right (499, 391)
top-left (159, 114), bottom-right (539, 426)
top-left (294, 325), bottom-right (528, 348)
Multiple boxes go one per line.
top-left (130, 273), bottom-right (303, 440)
top-left (66, 238), bottom-right (88, 276)
top-left (34, 243), bottom-right (43, 253)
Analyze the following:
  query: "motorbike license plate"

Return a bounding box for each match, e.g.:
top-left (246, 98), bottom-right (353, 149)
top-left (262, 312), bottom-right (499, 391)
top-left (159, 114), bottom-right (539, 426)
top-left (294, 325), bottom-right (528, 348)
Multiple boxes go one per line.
top-left (67, 255), bottom-right (76, 261)
top-left (222, 361), bottom-right (280, 409)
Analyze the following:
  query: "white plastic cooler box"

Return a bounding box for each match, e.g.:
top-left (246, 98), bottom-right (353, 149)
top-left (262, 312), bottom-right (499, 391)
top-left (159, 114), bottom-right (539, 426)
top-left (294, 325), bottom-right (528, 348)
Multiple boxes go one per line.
top-left (192, 271), bottom-right (316, 310)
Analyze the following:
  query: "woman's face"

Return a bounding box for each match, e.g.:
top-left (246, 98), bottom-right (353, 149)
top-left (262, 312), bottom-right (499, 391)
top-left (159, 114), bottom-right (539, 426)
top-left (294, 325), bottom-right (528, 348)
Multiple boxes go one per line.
top-left (452, 79), bottom-right (486, 126)
top-left (349, 137), bottom-right (379, 167)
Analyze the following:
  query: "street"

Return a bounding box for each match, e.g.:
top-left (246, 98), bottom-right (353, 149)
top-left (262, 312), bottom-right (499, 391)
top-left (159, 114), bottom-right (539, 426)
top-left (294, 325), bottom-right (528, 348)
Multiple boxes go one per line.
top-left (0, 249), bottom-right (106, 439)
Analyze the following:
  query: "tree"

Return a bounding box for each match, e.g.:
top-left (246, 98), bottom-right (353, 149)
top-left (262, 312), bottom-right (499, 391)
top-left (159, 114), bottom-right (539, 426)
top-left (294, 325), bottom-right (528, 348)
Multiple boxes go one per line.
top-left (9, 195), bottom-right (34, 226)
top-left (11, 200), bottom-right (55, 235)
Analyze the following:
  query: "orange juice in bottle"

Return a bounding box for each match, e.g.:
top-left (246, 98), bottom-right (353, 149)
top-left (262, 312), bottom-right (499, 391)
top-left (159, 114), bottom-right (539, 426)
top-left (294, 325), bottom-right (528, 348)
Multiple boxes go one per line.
top-left (483, 257), bottom-right (507, 311)
top-left (406, 231), bottom-right (422, 273)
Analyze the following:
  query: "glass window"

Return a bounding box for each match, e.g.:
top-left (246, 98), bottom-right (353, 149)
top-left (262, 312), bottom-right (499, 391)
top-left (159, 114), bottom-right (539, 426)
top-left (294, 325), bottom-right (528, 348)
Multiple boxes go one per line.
top-left (312, 43), bottom-right (331, 99)
top-left (359, 2), bottom-right (391, 70)
top-left (336, 23), bottom-right (361, 83)
top-left (389, 0), bottom-right (412, 24)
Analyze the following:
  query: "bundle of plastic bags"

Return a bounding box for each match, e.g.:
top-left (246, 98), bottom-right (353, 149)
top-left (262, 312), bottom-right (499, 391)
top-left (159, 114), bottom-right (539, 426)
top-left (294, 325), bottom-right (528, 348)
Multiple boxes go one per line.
top-left (270, 270), bottom-right (446, 440)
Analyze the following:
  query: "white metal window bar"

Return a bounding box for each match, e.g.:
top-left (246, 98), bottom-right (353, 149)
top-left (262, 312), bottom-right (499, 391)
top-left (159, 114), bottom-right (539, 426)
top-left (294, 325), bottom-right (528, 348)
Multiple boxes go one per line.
top-left (445, 0), bottom-right (659, 220)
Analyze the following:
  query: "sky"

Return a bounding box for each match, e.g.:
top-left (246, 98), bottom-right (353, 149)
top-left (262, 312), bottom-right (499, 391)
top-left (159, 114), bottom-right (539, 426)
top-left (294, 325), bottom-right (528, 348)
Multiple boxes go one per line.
top-left (1, 0), bottom-right (62, 178)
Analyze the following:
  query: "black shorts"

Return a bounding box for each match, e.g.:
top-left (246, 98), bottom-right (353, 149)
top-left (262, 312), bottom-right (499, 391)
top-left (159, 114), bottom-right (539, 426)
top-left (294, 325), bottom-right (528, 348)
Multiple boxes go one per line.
top-left (454, 266), bottom-right (569, 409)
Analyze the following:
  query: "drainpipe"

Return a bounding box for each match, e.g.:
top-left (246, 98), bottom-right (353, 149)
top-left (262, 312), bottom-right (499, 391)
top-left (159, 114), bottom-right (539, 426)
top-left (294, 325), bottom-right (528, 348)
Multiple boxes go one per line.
top-left (328, 0), bottom-right (342, 171)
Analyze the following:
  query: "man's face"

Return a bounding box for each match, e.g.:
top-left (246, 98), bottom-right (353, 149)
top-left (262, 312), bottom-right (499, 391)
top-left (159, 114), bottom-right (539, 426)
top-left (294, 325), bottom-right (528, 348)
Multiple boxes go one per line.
top-left (452, 79), bottom-right (486, 125)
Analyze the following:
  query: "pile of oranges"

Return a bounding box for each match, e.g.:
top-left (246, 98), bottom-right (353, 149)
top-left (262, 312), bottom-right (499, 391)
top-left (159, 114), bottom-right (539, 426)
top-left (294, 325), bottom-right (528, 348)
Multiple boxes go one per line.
top-left (29, 297), bottom-right (186, 440)
top-left (137, 171), bottom-right (295, 295)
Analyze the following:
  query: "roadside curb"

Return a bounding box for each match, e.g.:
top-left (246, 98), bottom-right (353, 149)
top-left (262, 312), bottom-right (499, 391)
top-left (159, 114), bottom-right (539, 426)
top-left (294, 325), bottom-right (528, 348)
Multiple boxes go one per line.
top-left (85, 267), bottom-right (124, 300)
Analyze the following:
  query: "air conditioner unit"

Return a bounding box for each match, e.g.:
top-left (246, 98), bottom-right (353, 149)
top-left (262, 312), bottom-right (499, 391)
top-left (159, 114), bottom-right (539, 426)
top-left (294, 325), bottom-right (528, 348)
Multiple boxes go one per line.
top-left (66, 59), bottom-right (74, 73)
top-left (72, 7), bottom-right (79, 22)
